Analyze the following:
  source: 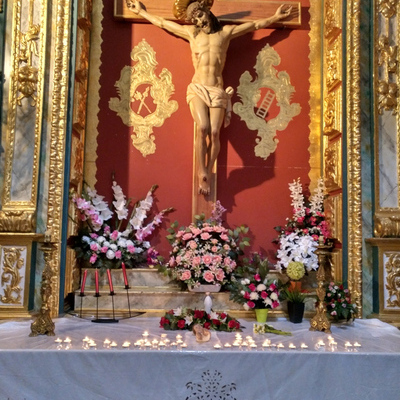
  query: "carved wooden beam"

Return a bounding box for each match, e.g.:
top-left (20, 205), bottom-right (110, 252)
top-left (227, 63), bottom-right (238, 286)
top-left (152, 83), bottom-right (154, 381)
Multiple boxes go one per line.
top-left (114, 0), bottom-right (301, 27)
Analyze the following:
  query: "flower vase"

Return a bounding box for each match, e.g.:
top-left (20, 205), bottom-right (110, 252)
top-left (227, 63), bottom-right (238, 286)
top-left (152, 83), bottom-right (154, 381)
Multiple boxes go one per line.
top-left (254, 308), bottom-right (268, 323)
top-left (287, 301), bottom-right (305, 323)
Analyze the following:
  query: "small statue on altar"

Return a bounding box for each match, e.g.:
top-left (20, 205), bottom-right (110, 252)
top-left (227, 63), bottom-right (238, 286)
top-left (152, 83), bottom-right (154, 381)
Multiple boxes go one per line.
top-left (193, 323), bottom-right (211, 342)
top-left (126, 0), bottom-right (292, 195)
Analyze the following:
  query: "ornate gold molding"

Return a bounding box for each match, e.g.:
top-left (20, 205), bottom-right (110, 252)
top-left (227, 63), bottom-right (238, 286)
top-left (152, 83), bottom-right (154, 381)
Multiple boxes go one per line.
top-left (308, 0), bottom-right (322, 188)
top-left (109, 39), bottom-right (178, 157)
top-left (232, 44), bottom-right (301, 160)
top-left (346, 0), bottom-right (363, 315)
top-left (325, 193), bottom-right (343, 244)
top-left (0, 210), bottom-right (35, 232)
top-left (374, 212), bottom-right (400, 237)
top-left (324, 0), bottom-right (342, 42)
top-left (45, 0), bottom-right (73, 317)
top-left (323, 87), bottom-right (342, 138)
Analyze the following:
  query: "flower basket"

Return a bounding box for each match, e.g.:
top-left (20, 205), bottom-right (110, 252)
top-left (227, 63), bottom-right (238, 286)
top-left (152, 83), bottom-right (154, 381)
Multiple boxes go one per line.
top-left (164, 202), bottom-right (250, 289)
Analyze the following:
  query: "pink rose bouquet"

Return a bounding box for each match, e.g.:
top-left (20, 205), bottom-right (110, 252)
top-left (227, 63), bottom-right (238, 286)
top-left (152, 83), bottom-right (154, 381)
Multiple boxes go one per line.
top-left (164, 201), bottom-right (250, 288)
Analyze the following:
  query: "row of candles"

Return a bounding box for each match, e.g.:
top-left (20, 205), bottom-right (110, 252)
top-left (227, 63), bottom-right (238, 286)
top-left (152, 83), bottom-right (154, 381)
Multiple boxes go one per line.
top-left (80, 263), bottom-right (130, 296)
top-left (55, 331), bottom-right (362, 352)
top-left (55, 331), bottom-right (188, 351)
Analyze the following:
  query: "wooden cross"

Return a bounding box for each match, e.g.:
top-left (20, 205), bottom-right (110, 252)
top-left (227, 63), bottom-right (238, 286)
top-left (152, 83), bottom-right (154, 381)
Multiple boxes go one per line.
top-left (114, 0), bottom-right (301, 218)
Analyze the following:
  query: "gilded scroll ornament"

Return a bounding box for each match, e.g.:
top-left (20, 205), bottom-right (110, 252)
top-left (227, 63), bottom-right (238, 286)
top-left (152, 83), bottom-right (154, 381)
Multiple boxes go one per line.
top-left (377, 0), bottom-right (397, 19)
top-left (385, 253), bottom-right (400, 308)
top-left (0, 247), bottom-right (24, 304)
top-left (326, 41), bottom-right (342, 92)
top-left (109, 39), bottom-right (178, 157)
top-left (324, 139), bottom-right (342, 192)
top-left (17, 22), bottom-right (40, 106)
top-left (374, 214), bottom-right (400, 237)
top-left (232, 44), bottom-right (300, 160)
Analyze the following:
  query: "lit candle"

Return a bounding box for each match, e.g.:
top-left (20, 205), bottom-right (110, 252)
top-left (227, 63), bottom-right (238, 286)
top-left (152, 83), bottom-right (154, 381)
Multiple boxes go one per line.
top-left (142, 331), bottom-right (149, 338)
top-left (181, 342), bottom-right (187, 349)
top-left (107, 269), bottom-right (114, 293)
top-left (300, 343), bottom-right (308, 349)
top-left (80, 269), bottom-right (88, 295)
top-left (110, 341), bottom-right (118, 348)
top-left (277, 343), bottom-right (284, 350)
top-left (122, 262), bottom-right (129, 287)
top-left (345, 341), bottom-right (352, 351)
top-left (224, 343), bottom-right (232, 349)
top-left (354, 342), bottom-right (361, 348)
top-left (103, 339), bottom-right (111, 348)
top-left (288, 343), bottom-right (296, 350)
top-left (213, 343), bottom-right (222, 349)
top-left (122, 341), bottom-right (131, 349)
top-left (95, 269), bottom-right (99, 294)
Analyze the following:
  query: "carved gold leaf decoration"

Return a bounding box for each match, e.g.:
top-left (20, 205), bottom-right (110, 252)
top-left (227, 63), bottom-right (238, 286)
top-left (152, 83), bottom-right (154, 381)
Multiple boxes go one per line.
top-left (232, 44), bottom-right (301, 160)
top-left (109, 39), bottom-right (178, 157)
top-left (1, 247), bottom-right (24, 305)
top-left (385, 253), bottom-right (400, 308)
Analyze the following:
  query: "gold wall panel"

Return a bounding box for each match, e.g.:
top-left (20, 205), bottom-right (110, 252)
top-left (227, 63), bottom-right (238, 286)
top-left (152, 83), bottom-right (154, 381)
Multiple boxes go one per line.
top-left (1, 0), bottom-right (47, 232)
top-left (324, 0), bottom-right (342, 43)
top-left (0, 235), bottom-right (41, 317)
top-left (325, 193), bottom-right (343, 244)
top-left (324, 138), bottom-right (342, 193)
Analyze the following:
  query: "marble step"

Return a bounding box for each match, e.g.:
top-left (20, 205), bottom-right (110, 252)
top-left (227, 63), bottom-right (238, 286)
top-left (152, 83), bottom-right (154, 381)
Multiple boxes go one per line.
top-left (80, 267), bottom-right (176, 289)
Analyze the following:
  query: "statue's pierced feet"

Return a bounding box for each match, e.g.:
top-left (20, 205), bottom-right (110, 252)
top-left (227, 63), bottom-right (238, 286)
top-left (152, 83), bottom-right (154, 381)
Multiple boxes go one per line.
top-left (198, 174), bottom-right (210, 196)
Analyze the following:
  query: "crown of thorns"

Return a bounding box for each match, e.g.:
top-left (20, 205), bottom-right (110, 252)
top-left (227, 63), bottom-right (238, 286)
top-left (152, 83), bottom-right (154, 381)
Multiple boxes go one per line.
top-left (172, 0), bottom-right (213, 22)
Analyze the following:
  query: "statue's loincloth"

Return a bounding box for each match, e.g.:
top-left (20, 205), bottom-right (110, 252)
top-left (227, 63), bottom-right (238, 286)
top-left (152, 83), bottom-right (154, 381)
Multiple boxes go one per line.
top-left (186, 83), bottom-right (233, 127)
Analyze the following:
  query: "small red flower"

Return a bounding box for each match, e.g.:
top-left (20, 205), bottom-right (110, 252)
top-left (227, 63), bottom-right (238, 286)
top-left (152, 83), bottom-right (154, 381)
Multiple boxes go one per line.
top-left (194, 310), bottom-right (204, 319)
top-left (204, 322), bottom-right (211, 329)
top-left (177, 319), bottom-right (186, 329)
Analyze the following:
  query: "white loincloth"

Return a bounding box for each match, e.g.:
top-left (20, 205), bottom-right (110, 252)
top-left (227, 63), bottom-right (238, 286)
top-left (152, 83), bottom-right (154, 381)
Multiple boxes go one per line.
top-left (186, 83), bottom-right (233, 128)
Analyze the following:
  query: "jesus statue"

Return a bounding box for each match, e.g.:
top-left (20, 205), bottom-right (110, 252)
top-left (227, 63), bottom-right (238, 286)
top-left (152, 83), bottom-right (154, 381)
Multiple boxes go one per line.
top-left (126, 0), bottom-right (292, 195)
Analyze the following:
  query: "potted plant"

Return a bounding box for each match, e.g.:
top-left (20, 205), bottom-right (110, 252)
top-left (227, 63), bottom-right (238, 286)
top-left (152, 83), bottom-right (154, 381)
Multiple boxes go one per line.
top-left (324, 282), bottom-right (358, 322)
top-left (163, 201), bottom-right (250, 291)
top-left (282, 286), bottom-right (307, 323)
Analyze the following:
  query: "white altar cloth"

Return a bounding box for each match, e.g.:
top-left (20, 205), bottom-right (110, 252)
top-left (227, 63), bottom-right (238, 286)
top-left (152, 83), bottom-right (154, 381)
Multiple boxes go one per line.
top-left (0, 315), bottom-right (399, 399)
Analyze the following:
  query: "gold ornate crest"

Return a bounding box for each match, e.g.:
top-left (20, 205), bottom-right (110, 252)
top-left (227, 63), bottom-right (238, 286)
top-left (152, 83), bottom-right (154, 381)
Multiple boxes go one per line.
top-left (109, 39), bottom-right (178, 157)
top-left (232, 44), bottom-right (301, 160)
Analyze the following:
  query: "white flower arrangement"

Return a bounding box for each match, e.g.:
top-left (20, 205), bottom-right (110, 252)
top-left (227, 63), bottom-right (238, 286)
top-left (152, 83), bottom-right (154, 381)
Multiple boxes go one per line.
top-left (68, 182), bottom-right (173, 269)
top-left (275, 178), bottom-right (329, 272)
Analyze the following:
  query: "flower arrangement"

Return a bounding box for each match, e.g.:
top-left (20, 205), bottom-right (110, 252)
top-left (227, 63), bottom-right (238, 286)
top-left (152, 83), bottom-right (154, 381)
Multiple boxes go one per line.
top-left (164, 201), bottom-right (250, 288)
top-left (324, 282), bottom-right (357, 321)
top-left (229, 253), bottom-right (281, 311)
top-left (67, 181), bottom-right (173, 269)
top-left (275, 177), bottom-right (330, 272)
top-left (159, 307), bottom-right (242, 331)
top-left (286, 261), bottom-right (306, 281)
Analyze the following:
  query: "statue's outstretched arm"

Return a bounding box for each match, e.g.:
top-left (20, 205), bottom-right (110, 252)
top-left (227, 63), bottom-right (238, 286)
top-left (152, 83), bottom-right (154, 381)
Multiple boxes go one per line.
top-left (126, 0), bottom-right (190, 40)
top-left (230, 4), bottom-right (292, 39)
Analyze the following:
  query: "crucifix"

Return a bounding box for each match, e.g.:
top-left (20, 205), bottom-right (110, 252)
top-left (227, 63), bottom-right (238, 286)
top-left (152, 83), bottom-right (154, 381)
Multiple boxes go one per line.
top-left (118, 0), bottom-right (301, 218)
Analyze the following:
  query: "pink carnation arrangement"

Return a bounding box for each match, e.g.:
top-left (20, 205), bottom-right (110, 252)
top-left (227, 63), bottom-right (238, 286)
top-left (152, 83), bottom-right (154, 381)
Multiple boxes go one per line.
top-left (164, 202), bottom-right (250, 288)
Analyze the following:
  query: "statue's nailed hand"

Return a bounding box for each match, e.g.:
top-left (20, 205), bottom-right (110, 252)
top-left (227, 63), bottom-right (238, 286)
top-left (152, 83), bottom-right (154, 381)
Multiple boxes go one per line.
top-left (126, 0), bottom-right (143, 15)
top-left (276, 4), bottom-right (293, 20)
